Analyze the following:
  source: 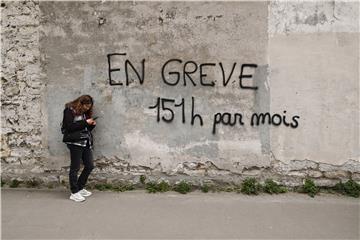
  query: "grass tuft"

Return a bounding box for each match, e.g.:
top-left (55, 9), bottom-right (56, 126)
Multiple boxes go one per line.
top-left (240, 178), bottom-right (262, 195)
top-left (173, 180), bottom-right (192, 194)
top-left (334, 179), bottom-right (360, 198)
top-left (263, 179), bottom-right (287, 194)
top-left (302, 179), bottom-right (319, 197)
top-left (200, 184), bottom-right (210, 193)
top-left (9, 179), bottom-right (21, 188)
top-left (146, 180), bottom-right (170, 193)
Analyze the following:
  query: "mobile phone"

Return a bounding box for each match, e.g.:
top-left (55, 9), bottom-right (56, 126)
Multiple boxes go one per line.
top-left (93, 116), bottom-right (99, 120)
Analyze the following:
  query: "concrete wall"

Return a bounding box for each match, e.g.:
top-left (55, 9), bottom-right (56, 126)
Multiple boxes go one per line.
top-left (1, 0), bottom-right (359, 188)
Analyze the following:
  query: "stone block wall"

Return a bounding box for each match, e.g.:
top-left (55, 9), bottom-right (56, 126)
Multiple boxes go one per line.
top-left (1, 1), bottom-right (359, 188)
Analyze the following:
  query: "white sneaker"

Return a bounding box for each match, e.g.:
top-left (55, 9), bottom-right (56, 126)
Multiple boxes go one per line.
top-left (78, 188), bottom-right (92, 197)
top-left (69, 192), bottom-right (86, 202)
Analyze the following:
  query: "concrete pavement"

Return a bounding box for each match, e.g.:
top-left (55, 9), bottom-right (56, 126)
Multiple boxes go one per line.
top-left (1, 188), bottom-right (359, 239)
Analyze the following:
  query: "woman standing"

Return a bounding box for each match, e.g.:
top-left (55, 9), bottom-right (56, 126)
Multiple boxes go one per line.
top-left (62, 95), bottom-right (97, 202)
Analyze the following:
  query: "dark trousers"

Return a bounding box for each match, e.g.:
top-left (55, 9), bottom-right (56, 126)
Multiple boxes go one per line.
top-left (67, 142), bottom-right (94, 194)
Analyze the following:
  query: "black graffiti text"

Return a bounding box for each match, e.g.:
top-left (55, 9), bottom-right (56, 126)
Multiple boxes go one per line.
top-left (107, 53), bottom-right (145, 86)
top-left (212, 112), bottom-right (245, 134)
top-left (250, 111), bottom-right (300, 128)
top-left (161, 59), bottom-right (258, 89)
top-left (149, 97), bottom-right (203, 126)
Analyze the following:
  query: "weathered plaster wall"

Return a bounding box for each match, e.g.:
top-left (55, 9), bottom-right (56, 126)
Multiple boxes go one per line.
top-left (268, 1), bottom-right (360, 185)
top-left (1, 1), bottom-right (46, 177)
top-left (1, 1), bottom-right (359, 188)
top-left (269, 1), bottom-right (359, 165)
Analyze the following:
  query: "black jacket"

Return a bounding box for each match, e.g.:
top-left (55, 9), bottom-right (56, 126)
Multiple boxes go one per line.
top-left (62, 107), bottom-right (96, 148)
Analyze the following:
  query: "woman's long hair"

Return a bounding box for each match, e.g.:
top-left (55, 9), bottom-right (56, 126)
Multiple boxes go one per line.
top-left (65, 95), bottom-right (94, 118)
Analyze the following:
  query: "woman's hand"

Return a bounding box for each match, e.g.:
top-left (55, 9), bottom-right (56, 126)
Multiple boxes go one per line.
top-left (86, 118), bottom-right (97, 125)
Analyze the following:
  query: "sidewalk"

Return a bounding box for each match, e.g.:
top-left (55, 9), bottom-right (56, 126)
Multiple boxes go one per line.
top-left (1, 188), bottom-right (359, 239)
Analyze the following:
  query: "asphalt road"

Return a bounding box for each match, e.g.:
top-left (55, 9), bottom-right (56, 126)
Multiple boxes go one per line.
top-left (1, 188), bottom-right (359, 239)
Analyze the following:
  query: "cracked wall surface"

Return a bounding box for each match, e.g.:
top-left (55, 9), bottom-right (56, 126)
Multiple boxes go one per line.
top-left (1, 1), bottom-right (359, 188)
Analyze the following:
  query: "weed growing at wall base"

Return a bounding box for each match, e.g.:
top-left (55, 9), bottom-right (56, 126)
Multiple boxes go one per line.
top-left (145, 182), bottom-right (158, 193)
top-left (2, 175), bottom-right (359, 198)
top-left (240, 177), bottom-right (262, 195)
top-left (302, 179), bottom-right (319, 197)
top-left (145, 180), bottom-right (171, 193)
top-left (334, 179), bottom-right (360, 198)
top-left (95, 183), bottom-right (135, 192)
top-left (113, 184), bottom-right (135, 192)
top-left (200, 184), bottom-right (210, 193)
top-left (95, 183), bottom-right (113, 191)
top-left (173, 180), bottom-right (192, 194)
top-left (263, 179), bottom-right (287, 194)
top-left (9, 179), bottom-right (21, 188)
